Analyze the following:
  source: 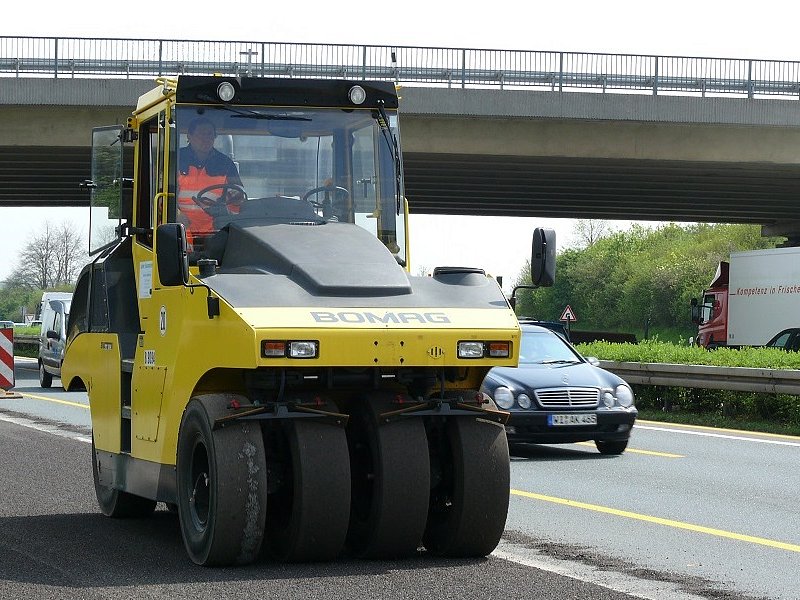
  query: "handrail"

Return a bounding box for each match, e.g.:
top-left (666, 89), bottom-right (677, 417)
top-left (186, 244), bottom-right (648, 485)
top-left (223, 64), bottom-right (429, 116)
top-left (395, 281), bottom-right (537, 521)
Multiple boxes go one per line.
top-left (599, 360), bottom-right (800, 395)
top-left (2, 36), bottom-right (800, 98)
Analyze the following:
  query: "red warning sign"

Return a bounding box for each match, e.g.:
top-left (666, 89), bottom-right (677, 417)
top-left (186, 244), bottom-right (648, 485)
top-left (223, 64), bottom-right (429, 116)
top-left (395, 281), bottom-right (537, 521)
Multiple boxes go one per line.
top-left (559, 305), bottom-right (577, 323)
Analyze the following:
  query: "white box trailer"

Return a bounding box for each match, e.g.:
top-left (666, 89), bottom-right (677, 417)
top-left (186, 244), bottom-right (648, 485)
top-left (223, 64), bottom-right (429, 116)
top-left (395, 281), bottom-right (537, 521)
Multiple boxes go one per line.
top-left (727, 246), bottom-right (800, 347)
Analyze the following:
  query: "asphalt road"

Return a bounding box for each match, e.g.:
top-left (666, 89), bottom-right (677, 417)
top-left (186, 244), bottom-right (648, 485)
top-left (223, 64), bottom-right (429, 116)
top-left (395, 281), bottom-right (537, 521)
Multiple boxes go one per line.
top-left (3, 357), bottom-right (798, 599)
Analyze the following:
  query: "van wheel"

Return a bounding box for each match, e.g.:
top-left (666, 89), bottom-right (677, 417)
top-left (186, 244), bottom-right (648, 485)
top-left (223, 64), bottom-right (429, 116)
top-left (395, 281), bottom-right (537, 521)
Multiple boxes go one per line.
top-left (39, 363), bottom-right (53, 388)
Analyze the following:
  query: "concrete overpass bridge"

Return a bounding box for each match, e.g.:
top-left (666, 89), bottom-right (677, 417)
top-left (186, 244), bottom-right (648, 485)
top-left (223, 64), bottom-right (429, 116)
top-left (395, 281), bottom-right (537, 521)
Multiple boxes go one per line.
top-left (2, 37), bottom-right (800, 241)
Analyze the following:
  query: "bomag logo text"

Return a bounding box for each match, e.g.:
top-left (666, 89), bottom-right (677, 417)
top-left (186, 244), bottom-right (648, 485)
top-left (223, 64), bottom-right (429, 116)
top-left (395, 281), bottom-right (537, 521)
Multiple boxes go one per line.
top-left (311, 311), bottom-right (451, 324)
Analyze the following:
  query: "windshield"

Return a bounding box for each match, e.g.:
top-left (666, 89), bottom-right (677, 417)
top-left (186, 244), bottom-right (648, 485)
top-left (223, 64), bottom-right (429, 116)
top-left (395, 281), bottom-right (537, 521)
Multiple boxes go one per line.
top-left (174, 105), bottom-right (406, 264)
top-left (519, 330), bottom-right (583, 365)
top-left (700, 294), bottom-right (716, 323)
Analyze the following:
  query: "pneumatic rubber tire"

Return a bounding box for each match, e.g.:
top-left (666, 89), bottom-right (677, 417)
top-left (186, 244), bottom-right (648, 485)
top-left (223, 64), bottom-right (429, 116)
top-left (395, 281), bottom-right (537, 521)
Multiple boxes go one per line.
top-left (346, 395), bottom-right (430, 559)
top-left (177, 395), bottom-right (267, 566)
top-left (424, 416), bottom-right (510, 557)
top-left (266, 419), bottom-right (351, 561)
top-left (92, 437), bottom-right (156, 518)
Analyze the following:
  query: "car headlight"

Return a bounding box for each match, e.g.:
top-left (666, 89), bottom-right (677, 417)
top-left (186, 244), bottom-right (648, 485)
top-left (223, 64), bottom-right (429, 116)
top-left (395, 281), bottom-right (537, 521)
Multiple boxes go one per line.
top-left (494, 386), bottom-right (514, 409)
top-left (615, 384), bottom-right (634, 407)
top-left (517, 393), bottom-right (532, 409)
top-left (602, 391), bottom-right (615, 408)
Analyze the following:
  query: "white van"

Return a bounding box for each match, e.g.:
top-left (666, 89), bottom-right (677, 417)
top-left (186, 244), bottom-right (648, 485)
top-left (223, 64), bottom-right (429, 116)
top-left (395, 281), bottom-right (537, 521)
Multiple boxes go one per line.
top-left (38, 292), bottom-right (73, 388)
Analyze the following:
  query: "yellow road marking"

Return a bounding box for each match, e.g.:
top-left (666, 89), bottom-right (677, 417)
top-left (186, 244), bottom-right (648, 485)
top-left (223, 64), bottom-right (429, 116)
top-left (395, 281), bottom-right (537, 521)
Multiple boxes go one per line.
top-left (636, 419), bottom-right (800, 441)
top-left (511, 489), bottom-right (800, 553)
top-left (573, 441), bottom-right (683, 458)
top-left (20, 392), bottom-right (89, 410)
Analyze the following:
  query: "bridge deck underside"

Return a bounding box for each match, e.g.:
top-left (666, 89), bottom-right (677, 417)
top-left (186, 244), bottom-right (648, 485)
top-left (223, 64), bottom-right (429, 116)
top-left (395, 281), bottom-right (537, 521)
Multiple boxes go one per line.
top-left (1, 147), bottom-right (798, 226)
top-left (403, 154), bottom-right (800, 224)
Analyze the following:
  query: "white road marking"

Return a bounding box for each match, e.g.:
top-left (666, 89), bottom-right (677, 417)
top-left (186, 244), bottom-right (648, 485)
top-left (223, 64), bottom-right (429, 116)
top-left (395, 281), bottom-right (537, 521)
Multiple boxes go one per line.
top-left (636, 425), bottom-right (800, 448)
top-left (494, 539), bottom-right (714, 600)
top-left (0, 412), bottom-right (91, 444)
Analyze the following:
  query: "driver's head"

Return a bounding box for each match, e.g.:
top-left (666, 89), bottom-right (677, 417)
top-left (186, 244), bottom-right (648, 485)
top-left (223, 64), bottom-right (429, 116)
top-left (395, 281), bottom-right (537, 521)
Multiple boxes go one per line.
top-left (187, 117), bottom-right (217, 155)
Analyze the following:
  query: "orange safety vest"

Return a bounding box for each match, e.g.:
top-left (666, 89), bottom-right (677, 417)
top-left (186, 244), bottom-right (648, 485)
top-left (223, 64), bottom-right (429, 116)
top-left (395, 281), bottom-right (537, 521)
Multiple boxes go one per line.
top-left (177, 166), bottom-right (228, 235)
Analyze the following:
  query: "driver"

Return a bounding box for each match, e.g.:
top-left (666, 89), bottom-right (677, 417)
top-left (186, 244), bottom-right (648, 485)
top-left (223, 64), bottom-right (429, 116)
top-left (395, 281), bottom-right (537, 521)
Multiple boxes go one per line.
top-left (177, 117), bottom-right (244, 237)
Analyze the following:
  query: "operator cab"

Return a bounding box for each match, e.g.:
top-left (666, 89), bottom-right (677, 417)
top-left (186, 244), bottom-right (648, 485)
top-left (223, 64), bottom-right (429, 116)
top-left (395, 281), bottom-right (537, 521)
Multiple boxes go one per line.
top-left (87, 77), bottom-right (407, 271)
top-left (172, 102), bottom-right (405, 267)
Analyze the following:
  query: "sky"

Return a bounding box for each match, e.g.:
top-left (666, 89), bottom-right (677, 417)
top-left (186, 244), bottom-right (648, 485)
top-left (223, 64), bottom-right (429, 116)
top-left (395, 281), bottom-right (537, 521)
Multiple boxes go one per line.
top-left (2, 0), bottom-right (796, 289)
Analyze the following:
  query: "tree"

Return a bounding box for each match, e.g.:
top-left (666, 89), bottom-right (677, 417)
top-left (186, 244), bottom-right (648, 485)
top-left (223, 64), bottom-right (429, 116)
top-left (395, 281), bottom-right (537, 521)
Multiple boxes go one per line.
top-left (511, 222), bottom-right (782, 338)
top-left (8, 221), bottom-right (86, 289)
top-left (0, 285), bottom-right (41, 322)
top-left (572, 219), bottom-right (611, 248)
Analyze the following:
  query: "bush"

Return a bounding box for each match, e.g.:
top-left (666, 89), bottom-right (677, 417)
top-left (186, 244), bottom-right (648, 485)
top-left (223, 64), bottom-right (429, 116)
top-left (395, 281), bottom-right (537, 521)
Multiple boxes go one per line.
top-left (579, 340), bottom-right (800, 429)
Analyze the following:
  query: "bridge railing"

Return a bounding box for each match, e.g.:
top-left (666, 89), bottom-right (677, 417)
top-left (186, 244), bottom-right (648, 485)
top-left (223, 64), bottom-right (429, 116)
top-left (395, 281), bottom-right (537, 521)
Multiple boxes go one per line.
top-left (2, 36), bottom-right (800, 98)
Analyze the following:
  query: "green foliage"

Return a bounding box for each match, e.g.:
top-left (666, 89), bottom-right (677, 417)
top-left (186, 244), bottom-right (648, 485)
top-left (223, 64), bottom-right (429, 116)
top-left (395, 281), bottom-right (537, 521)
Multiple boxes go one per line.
top-left (575, 339), bottom-right (800, 429)
top-left (575, 338), bottom-right (800, 369)
top-left (514, 222), bottom-right (783, 333)
top-left (0, 286), bottom-right (41, 322)
top-left (0, 282), bottom-right (74, 322)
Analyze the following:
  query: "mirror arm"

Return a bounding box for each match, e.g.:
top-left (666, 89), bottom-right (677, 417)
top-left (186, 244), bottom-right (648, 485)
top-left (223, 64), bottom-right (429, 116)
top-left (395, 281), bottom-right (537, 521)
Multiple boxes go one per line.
top-left (116, 224), bottom-right (152, 238)
top-left (509, 284), bottom-right (540, 310)
top-left (185, 283), bottom-right (220, 319)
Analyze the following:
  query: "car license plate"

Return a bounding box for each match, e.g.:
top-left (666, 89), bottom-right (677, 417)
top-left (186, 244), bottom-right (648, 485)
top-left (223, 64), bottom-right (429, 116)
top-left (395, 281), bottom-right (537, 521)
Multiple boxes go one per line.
top-left (548, 414), bottom-right (597, 426)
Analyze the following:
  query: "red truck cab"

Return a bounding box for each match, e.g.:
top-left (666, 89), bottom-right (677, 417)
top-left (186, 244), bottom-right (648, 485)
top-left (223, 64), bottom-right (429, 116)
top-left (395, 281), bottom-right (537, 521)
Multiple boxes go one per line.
top-left (691, 261), bottom-right (729, 349)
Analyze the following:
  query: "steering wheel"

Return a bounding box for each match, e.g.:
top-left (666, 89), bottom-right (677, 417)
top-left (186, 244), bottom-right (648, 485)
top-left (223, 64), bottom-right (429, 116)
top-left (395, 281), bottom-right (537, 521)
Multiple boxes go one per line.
top-left (193, 183), bottom-right (247, 214)
top-left (302, 184), bottom-right (350, 207)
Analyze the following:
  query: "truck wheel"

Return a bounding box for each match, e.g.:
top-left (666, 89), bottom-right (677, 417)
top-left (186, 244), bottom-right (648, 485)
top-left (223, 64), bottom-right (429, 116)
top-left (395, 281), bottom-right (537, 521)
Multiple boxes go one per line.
top-left (346, 395), bottom-right (430, 558)
top-left (177, 395), bottom-right (267, 566)
top-left (265, 419), bottom-right (350, 561)
top-left (424, 416), bottom-right (510, 557)
top-left (92, 437), bottom-right (156, 518)
top-left (39, 363), bottom-right (53, 388)
top-left (595, 439), bottom-right (628, 455)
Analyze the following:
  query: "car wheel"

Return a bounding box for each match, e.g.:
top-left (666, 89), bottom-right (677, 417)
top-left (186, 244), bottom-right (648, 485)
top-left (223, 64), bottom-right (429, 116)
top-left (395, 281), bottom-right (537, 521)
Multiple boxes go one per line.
top-left (39, 363), bottom-right (53, 388)
top-left (595, 439), bottom-right (628, 455)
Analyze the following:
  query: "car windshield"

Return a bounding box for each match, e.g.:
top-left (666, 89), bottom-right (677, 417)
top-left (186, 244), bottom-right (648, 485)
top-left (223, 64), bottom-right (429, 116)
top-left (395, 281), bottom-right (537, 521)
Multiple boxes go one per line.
top-left (519, 330), bottom-right (582, 365)
top-left (174, 105), bottom-right (406, 264)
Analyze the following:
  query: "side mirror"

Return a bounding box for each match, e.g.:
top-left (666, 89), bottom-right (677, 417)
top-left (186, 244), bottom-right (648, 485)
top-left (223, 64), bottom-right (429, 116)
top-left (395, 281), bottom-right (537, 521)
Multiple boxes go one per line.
top-left (46, 329), bottom-right (59, 340)
top-left (690, 298), bottom-right (700, 324)
top-left (156, 223), bottom-right (189, 287)
top-left (531, 227), bottom-right (556, 287)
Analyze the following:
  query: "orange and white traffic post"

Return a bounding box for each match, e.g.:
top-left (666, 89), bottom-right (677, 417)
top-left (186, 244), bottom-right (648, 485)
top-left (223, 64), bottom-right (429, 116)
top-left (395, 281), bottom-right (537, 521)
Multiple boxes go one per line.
top-left (0, 324), bottom-right (23, 399)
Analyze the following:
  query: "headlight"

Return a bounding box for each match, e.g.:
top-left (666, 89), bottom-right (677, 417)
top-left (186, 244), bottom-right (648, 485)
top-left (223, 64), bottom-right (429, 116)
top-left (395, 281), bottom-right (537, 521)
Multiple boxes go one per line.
top-left (349, 85), bottom-right (367, 105)
top-left (494, 386), bottom-right (514, 409)
top-left (517, 393), bottom-right (532, 409)
top-left (217, 81), bottom-right (236, 102)
top-left (602, 391), bottom-right (615, 408)
top-left (615, 385), bottom-right (634, 407)
top-left (458, 341), bottom-right (484, 358)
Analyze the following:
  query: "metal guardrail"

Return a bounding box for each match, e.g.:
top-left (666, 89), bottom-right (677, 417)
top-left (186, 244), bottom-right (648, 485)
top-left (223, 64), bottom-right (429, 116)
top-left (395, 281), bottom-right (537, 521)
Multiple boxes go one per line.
top-left (2, 36), bottom-right (800, 98)
top-left (599, 360), bottom-right (800, 395)
top-left (12, 334), bottom-right (38, 348)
